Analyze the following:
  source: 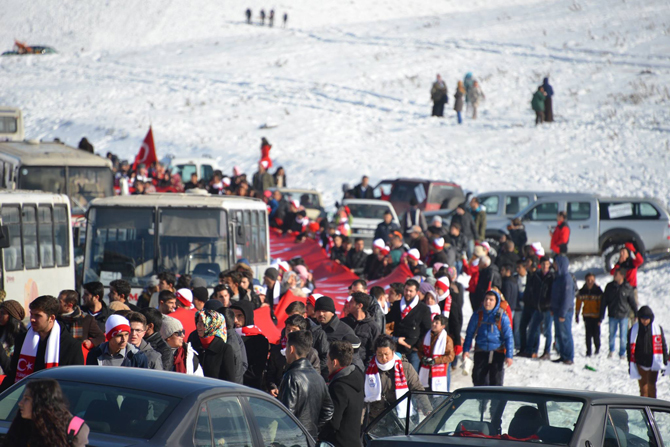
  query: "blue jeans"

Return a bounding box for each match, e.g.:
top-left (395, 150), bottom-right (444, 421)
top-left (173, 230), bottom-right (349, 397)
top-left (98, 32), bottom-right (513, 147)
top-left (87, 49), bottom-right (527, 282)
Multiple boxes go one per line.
top-left (406, 350), bottom-right (421, 373)
top-left (553, 311), bottom-right (574, 361)
top-left (609, 318), bottom-right (628, 357)
top-left (528, 310), bottom-right (552, 355)
top-left (457, 111), bottom-right (462, 124)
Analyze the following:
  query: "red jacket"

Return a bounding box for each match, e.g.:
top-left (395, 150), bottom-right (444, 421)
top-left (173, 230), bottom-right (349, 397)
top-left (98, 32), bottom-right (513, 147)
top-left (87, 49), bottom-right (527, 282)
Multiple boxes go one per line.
top-left (550, 221), bottom-right (570, 254)
top-left (610, 242), bottom-right (644, 287)
top-left (462, 258), bottom-right (480, 294)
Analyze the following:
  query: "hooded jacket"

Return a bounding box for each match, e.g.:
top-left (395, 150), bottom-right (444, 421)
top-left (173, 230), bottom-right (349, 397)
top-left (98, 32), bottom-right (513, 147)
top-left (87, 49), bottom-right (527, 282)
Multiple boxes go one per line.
top-left (463, 292), bottom-right (514, 358)
top-left (278, 358), bottom-right (334, 439)
top-left (144, 331), bottom-right (174, 371)
top-left (627, 306), bottom-right (668, 369)
top-left (471, 263), bottom-right (502, 311)
top-left (550, 256), bottom-right (575, 319)
top-left (319, 365), bottom-right (365, 447)
top-left (231, 301), bottom-right (269, 389)
top-left (342, 314), bottom-right (380, 367)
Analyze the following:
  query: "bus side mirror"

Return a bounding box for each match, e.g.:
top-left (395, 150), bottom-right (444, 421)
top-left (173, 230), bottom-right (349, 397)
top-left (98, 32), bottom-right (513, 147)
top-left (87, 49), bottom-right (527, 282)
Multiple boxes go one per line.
top-left (0, 225), bottom-right (10, 249)
top-left (237, 225), bottom-right (246, 244)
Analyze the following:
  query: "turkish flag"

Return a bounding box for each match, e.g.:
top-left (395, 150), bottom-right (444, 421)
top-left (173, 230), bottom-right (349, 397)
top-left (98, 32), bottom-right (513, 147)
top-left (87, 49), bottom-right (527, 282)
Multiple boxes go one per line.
top-left (132, 127), bottom-right (157, 170)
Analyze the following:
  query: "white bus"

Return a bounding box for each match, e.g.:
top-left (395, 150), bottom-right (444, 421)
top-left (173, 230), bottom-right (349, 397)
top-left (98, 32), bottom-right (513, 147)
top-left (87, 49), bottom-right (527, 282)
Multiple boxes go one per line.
top-left (0, 191), bottom-right (75, 310)
top-left (0, 140), bottom-right (114, 216)
top-left (0, 108), bottom-right (24, 142)
top-left (82, 193), bottom-right (270, 301)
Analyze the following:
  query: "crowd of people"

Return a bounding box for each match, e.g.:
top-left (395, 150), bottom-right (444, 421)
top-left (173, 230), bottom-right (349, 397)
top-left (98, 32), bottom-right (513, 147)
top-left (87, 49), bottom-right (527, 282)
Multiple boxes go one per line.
top-left (245, 8), bottom-right (288, 27)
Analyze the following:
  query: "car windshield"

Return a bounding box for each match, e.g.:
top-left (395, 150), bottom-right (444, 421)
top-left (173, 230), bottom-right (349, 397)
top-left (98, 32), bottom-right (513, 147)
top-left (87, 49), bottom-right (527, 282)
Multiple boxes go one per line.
top-left (84, 207), bottom-right (229, 288)
top-left (282, 191), bottom-right (320, 209)
top-left (0, 380), bottom-right (180, 440)
top-left (414, 391), bottom-right (584, 445)
top-left (427, 184), bottom-right (459, 205)
top-left (347, 203), bottom-right (391, 220)
top-left (18, 166), bottom-right (113, 213)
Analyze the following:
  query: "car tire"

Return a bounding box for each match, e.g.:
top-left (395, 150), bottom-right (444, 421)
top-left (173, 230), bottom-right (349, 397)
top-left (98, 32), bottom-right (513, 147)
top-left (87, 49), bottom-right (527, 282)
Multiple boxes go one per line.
top-left (602, 239), bottom-right (645, 271)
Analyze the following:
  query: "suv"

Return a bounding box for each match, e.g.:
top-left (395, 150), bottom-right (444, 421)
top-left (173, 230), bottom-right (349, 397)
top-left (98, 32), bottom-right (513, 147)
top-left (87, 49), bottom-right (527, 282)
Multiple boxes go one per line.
top-left (373, 178), bottom-right (465, 216)
top-left (342, 198), bottom-right (398, 249)
top-left (269, 188), bottom-right (325, 220)
top-left (503, 193), bottom-right (670, 268)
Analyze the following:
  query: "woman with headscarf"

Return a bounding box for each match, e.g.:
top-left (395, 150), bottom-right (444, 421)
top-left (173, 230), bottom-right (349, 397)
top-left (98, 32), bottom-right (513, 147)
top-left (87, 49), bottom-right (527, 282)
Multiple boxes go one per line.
top-left (627, 306), bottom-right (667, 398)
top-left (4, 379), bottom-right (89, 446)
top-left (0, 301), bottom-right (27, 375)
top-left (187, 309), bottom-right (236, 381)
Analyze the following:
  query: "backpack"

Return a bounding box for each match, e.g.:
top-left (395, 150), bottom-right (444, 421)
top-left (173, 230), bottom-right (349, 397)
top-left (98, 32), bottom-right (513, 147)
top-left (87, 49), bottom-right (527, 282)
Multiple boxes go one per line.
top-left (67, 416), bottom-right (85, 445)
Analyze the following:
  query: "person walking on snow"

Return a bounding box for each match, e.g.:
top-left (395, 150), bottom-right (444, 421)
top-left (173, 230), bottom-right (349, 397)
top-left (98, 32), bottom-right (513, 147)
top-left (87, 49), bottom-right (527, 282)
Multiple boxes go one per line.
top-left (463, 73), bottom-right (474, 113)
top-left (542, 77), bottom-right (554, 122)
top-left (627, 306), bottom-right (667, 398)
top-left (575, 273), bottom-right (604, 356)
top-left (245, 8), bottom-right (252, 24)
top-left (260, 137), bottom-right (272, 169)
top-left (454, 81), bottom-right (465, 124)
top-left (260, 9), bottom-right (266, 25)
top-left (431, 74), bottom-right (448, 117)
top-left (531, 86), bottom-right (546, 126)
top-left (467, 80), bottom-right (485, 119)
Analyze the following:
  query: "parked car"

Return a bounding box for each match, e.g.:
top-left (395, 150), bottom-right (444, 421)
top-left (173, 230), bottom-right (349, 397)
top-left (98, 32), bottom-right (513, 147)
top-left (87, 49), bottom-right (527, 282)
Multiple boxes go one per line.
top-left (270, 188), bottom-right (325, 220)
top-left (373, 178), bottom-right (465, 216)
top-left (367, 386), bottom-right (670, 447)
top-left (0, 366), bottom-right (323, 447)
top-left (501, 194), bottom-right (670, 269)
top-left (167, 157), bottom-right (220, 184)
top-left (342, 198), bottom-right (398, 249)
top-left (1, 41), bottom-right (57, 56)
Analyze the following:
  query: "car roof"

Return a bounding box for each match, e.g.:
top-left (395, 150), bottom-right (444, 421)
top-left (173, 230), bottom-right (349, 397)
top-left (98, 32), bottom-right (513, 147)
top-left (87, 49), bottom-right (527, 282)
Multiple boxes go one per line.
top-left (343, 198), bottom-right (393, 206)
top-left (476, 190), bottom-right (551, 196)
top-left (29, 366), bottom-right (263, 399)
top-left (89, 192), bottom-right (266, 209)
top-left (455, 386), bottom-right (670, 406)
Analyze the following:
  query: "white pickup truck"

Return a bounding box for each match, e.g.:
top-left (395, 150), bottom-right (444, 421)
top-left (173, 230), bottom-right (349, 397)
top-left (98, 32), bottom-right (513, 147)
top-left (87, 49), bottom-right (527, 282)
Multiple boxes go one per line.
top-left (502, 193), bottom-right (670, 268)
top-left (342, 198), bottom-right (398, 249)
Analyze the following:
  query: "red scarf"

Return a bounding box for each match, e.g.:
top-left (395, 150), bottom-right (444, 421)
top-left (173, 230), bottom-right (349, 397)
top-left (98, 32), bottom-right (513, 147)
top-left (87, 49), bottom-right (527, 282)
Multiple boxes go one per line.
top-left (236, 325), bottom-right (263, 336)
top-left (173, 346), bottom-right (187, 373)
top-left (199, 336), bottom-right (215, 349)
top-left (401, 297), bottom-right (418, 319)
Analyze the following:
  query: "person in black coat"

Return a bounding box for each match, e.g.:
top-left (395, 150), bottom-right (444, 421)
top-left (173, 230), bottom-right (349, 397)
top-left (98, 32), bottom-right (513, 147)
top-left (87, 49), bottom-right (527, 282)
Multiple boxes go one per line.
top-left (319, 341), bottom-right (365, 447)
top-left (141, 308), bottom-right (174, 371)
top-left (471, 257), bottom-right (502, 312)
top-left (500, 264), bottom-right (519, 312)
top-left (188, 309), bottom-right (236, 382)
top-left (352, 176), bottom-right (375, 199)
top-left (279, 331), bottom-right (334, 439)
top-left (0, 296), bottom-right (84, 392)
top-left (451, 204), bottom-right (477, 255)
top-left (314, 297), bottom-right (364, 371)
top-left (386, 280), bottom-right (432, 372)
top-left (346, 238), bottom-right (368, 274)
top-left (445, 269), bottom-right (464, 355)
top-left (230, 301), bottom-right (269, 389)
top-left (496, 240), bottom-right (520, 270)
top-left (374, 211), bottom-right (401, 245)
top-left (341, 293), bottom-right (380, 367)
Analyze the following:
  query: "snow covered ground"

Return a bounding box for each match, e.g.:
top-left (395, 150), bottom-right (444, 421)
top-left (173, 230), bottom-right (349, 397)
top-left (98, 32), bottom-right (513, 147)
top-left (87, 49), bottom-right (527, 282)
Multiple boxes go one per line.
top-left (2, 0), bottom-right (670, 397)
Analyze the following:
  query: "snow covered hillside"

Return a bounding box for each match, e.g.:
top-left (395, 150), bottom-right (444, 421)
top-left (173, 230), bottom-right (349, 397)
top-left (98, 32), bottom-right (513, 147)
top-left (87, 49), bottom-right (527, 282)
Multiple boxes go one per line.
top-left (2, 0), bottom-right (670, 396)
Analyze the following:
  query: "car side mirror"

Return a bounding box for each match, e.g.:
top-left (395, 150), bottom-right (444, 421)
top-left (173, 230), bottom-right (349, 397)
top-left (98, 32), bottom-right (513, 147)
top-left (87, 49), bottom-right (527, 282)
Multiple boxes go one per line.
top-left (317, 442), bottom-right (335, 447)
top-left (0, 225), bottom-right (10, 249)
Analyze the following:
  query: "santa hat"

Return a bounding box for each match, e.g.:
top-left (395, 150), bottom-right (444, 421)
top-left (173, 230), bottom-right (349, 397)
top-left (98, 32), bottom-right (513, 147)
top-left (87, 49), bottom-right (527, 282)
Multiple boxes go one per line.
top-left (432, 237), bottom-right (445, 250)
top-left (307, 293), bottom-right (324, 308)
top-left (380, 245), bottom-right (391, 256)
top-left (435, 277), bottom-right (450, 293)
top-left (373, 239), bottom-right (385, 250)
top-left (176, 288), bottom-right (194, 308)
top-left (278, 261), bottom-right (291, 273)
top-left (408, 248), bottom-right (421, 262)
top-left (531, 242), bottom-right (545, 257)
top-left (105, 315), bottom-right (131, 341)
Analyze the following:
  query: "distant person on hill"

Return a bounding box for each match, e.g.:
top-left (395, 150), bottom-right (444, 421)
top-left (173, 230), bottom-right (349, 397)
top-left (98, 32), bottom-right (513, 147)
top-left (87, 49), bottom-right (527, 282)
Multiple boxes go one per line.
top-left (283, 12), bottom-right (288, 27)
top-left (269, 10), bottom-right (275, 27)
top-left (260, 9), bottom-right (266, 25)
top-left (467, 80), bottom-right (485, 119)
top-left (531, 86), bottom-right (546, 126)
top-left (463, 73), bottom-right (474, 113)
top-left (454, 81), bottom-right (465, 124)
top-left (542, 77), bottom-right (554, 122)
top-left (431, 74), bottom-right (448, 117)
top-left (78, 137), bottom-right (94, 154)
top-left (260, 137), bottom-right (272, 168)
top-left (245, 8), bottom-right (252, 24)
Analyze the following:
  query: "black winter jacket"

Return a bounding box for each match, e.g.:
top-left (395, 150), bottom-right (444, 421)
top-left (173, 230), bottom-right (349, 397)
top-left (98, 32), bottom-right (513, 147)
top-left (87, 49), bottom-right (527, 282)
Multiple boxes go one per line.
top-left (451, 212), bottom-right (476, 242)
top-left (346, 249), bottom-right (367, 274)
top-left (374, 221), bottom-right (401, 245)
top-left (601, 281), bottom-right (637, 320)
top-left (387, 299), bottom-right (432, 354)
top-left (144, 331), bottom-right (174, 371)
top-left (321, 316), bottom-right (364, 371)
top-left (278, 358), bottom-right (334, 439)
top-left (81, 302), bottom-right (111, 333)
top-left (319, 365), bottom-right (365, 447)
top-left (447, 283), bottom-right (464, 347)
top-left (342, 315), bottom-right (380, 367)
top-left (525, 270), bottom-right (554, 311)
top-left (471, 264), bottom-right (502, 311)
top-left (309, 319), bottom-right (331, 380)
top-left (187, 332), bottom-right (236, 382)
top-left (501, 276), bottom-right (519, 311)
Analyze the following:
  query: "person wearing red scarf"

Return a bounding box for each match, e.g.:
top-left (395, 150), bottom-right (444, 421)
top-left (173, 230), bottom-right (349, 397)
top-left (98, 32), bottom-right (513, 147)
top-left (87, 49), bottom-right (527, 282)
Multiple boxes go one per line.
top-left (231, 301), bottom-right (269, 390)
top-left (187, 310), bottom-right (235, 382)
top-left (160, 317), bottom-right (202, 376)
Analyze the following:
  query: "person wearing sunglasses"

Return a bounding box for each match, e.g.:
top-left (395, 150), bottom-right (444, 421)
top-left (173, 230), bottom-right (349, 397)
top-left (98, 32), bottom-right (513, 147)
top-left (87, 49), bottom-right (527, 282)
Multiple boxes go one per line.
top-left (160, 317), bottom-right (203, 376)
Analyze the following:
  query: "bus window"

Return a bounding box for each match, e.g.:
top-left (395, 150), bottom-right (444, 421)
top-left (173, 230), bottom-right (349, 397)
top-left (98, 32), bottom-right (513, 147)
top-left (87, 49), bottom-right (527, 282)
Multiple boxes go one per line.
top-left (22, 205), bottom-right (38, 269)
top-left (259, 212), bottom-right (267, 262)
top-left (1, 205), bottom-right (23, 271)
top-left (251, 211), bottom-right (260, 263)
top-left (0, 162), bottom-right (5, 188)
top-left (37, 206), bottom-right (55, 268)
top-left (243, 211), bottom-right (251, 261)
top-left (85, 207), bottom-right (155, 286)
top-left (68, 167), bottom-right (113, 211)
top-left (159, 209), bottom-right (228, 285)
top-left (18, 167), bottom-right (66, 196)
top-left (54, 205), bottom-right (69, 267)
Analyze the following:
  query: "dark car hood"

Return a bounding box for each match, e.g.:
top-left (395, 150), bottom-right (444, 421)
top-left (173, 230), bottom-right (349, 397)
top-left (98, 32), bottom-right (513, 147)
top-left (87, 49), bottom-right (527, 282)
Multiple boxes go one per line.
top-left (370, 435), bottom-right (531, 447)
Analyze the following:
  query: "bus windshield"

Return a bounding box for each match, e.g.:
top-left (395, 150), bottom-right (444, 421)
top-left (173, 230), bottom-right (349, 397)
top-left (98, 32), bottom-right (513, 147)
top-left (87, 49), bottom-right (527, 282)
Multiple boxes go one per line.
top-left (18, 166), bottom-right (113, 213)
top-left (84, 207), bottom-right (229, 288)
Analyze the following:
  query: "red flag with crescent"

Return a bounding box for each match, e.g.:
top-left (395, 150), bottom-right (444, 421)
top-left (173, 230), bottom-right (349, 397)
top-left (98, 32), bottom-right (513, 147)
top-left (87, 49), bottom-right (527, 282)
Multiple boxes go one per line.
top-left (132, 127), bottom-right (157, 170)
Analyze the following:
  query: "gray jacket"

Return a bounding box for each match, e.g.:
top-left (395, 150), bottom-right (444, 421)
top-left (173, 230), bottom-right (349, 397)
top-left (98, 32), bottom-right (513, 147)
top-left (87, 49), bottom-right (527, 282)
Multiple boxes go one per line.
top-left (139, 339), bottom-right (164, 370)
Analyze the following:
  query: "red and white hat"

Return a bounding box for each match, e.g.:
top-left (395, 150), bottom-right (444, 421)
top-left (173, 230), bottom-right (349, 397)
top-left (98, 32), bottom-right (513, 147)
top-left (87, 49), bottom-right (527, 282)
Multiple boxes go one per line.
top-left (291, 199), bottom-right (301, 209)
top-left (278, 261), bottom-right (291, 273)
top-left (380, 245), bottom-right (391, 256)
top-left (222, 177), bottom-right (231, 187)
top-left (432, 237), bottom-right (445, 250)
top-left (408, 248), bottom-right (421, 262)
top-left (307, 293), bottom-right (324, 308)
top-left (372, 239), bottom-right (385, 250)
top-left (176, 288), bottom-right (194, 309)
top-left (531, 242), bottom-right (545, 257)
top-left (479, 241), bottom-right (491, 252)
top-left (105, 315), bottom-right (131, 341)
top-left (435, 277), bottom-right (450, 293)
